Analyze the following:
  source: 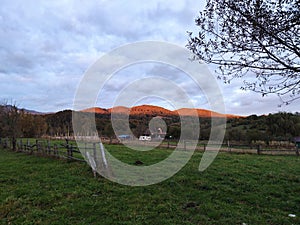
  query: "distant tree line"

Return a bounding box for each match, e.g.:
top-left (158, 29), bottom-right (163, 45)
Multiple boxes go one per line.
top-left (1, 103), bottom-right (300, 146)
top-left (225, 112), bottom-right (300, 144)
top-left (44, 111), bottom-right (300, 144)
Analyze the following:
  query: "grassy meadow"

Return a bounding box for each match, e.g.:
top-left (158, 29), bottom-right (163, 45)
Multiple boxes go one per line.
top-left (0, 145), bottom-right (300, 224)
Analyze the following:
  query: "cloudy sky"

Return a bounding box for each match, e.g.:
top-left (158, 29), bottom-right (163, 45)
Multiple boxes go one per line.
top-left (1, 0), bottom-right (299, 116)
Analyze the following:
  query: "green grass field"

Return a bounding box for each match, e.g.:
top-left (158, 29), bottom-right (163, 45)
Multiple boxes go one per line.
top-left (0, 146), bottom-right (300, 224)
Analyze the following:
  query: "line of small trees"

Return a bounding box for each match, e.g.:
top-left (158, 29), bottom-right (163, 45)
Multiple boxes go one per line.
top-left (0, 102), bottom-right (47, 150)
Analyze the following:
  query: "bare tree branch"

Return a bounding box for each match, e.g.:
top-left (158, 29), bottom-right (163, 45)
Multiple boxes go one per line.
top-left (187, 0), bottom-right (300, 104)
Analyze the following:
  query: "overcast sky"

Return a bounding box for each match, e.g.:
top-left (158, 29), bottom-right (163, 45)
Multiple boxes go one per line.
top-left (1, 0), bottom-right (299, 116)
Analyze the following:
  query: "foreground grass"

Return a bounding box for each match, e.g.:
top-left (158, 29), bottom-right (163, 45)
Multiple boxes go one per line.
top-left (0, 147), bottom-right (300, 225)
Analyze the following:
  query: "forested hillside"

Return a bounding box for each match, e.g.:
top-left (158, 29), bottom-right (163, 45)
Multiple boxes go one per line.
top-left (0, 104), bottom-right (299, 144)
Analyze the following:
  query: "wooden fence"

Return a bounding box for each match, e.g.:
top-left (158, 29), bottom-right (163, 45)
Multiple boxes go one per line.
top-left (0, 138), bottom-right (89, 162)
top-left (157, 141), bottom-right (299, 156)
top-left (0, 138), bottom-right (299, 157)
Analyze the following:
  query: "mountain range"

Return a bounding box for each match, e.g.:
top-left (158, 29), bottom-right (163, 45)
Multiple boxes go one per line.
top-left (81, 105), bottom-right (242, 118)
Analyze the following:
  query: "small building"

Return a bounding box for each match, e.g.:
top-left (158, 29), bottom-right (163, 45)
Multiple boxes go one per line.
top-left (139, 136), bottom-right (151, 141)
top-left (139, 129), bottom-right (152, 141)
top-left (118, 134), bottom-right (131, 140)
top-left (139, 127), bottom-right (167, 142)
top-left (294, 137), bottom-right (300, 148)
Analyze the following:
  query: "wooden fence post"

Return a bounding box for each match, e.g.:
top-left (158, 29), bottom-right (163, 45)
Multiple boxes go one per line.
top-left (26, 139), bottom-right (29, 152)
top-left (54, 144), bottom-right (58, 157)
top-left (70, 144), bottom-right (73, 158)
top-left (42, 141), bottom-right (45, 154)
top-left (65, 139), bottom-right (70, 158)
top-left (47, 140), bottom-right (51, 154)
top-left (7, 138), bottom-right (11, 149)
top-left (296, 146), bottom-right (299, 156)
top-left (36, 140), bottom-right (39, 153)
top-left (18, 139), bottom-right (23, 151)
top-left (257, 145), bottom-right (261, 155)
top-left (204, 144), bottom-right (206, 151)
top-left (227, 141), bottom-right (231, 153)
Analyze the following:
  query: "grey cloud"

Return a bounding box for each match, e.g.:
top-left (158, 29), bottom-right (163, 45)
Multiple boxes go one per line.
top-left (1, 0), bottom-right (207, 112)
top-left (146, 0), bottom-right (196, 26)
top-left (2, 0), bottom-right (296, 115)
top-left (110, 76), bottom-right (195, 109)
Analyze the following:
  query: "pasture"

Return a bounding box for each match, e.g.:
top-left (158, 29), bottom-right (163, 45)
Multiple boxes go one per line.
top-left (0, 145), bottom-right (300, 224)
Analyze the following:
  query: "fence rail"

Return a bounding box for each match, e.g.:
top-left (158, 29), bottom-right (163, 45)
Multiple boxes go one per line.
top-left (157, 141), bottom-right (299, 156)
top-left (0, 138), bottom-right (89, 162)
top-left (0, 138), bottom-right (299, 157)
